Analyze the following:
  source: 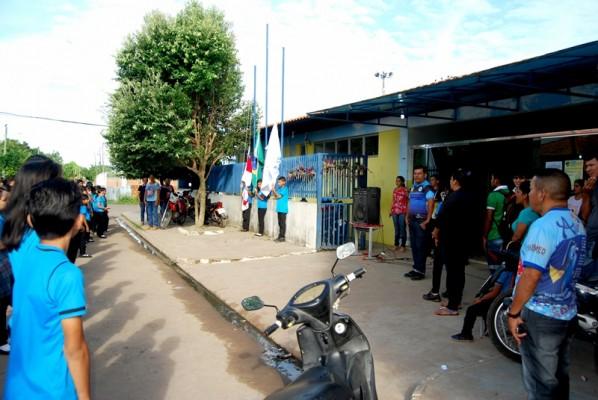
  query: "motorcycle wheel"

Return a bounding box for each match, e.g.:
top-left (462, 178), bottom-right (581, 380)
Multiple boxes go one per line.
top-left (486, 292), bottom-right (521, 363)
top-left (175, 212), bottom-right (186, 225)
top-left (217, 215), bottom-right (226, 228)
top-left (160, 210), bottom-right (172, 229)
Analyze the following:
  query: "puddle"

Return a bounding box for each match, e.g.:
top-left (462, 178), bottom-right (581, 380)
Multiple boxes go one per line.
top-left (116, 218), bottom-right (302, 382)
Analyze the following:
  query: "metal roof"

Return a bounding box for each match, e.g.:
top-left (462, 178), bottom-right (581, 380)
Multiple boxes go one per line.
top-left (307, 40), bottom-right (598, 127)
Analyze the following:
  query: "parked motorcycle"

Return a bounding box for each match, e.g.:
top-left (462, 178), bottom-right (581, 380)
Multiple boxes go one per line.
top-left (241, 242), bottom-right (378, 400)
top-left (160, 192), bottom-right (191, 228)
top-left (204, 198), bottom-right (227, 227)
top-left (487, 245), bottom-right (598, 366)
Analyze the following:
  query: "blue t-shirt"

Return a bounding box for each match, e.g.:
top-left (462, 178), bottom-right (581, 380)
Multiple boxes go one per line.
top-left (0, 213), bottom-right (4, 236)
top-left (257, 193), bottom-right (269, 209)
top-left (408, 180), bottom-right (434, 218)
top-left (145, 182), bottom-right (160, 202)
top-left (6, 241), bottom-right (86, 400)
top-left (276, 186), bottom-right (289, 214)
top-left (92, 195), bottom-right (107, 213)
top-left (516, 208), bottom-right (586, 320)
top-left (496, 270), bottom-right (514, 295)
top-left (512, 207), bottom-right (540, 235)
top-left (80, 205), bottom-right (91, 222)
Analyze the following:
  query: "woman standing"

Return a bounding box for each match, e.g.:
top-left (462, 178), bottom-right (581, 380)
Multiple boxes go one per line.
top-left (510, 180), bottom-right (540, 243)
top-left (390, 176), bottom-right (408, 252)
top-left (432, 170), bottom-right (474, 316)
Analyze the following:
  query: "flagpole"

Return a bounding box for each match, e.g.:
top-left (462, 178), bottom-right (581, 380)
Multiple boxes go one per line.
top-left (252, 65), bottom-right (257, 153)
top-left (265, 24), bottom-right (269, 143)
top-left (280, 46), bottom-right (285, 157)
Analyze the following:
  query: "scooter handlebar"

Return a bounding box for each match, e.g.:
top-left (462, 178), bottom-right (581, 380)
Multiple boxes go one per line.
top-left (346, 267), bottom-right (366, 282)
top-left (264, 321), bottom-right (282, 336)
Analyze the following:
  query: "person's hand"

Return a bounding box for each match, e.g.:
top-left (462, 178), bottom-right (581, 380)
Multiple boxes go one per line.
top-left (482, 236), bottom-right (488, 251)
top-left (472, 297), bottom-right (483, 305)
top-left (419, 220), bottom-right (428, 230)
top-left (585, 176), bottom-right (597, 192)
top-left (508, 316), bottom-right (526, 346)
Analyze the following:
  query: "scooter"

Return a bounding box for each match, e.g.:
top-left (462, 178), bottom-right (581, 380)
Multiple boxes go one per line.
top-left (160, 192), bottom-right (190, 228)
top-left (241, 242), bottom-right (378, 400)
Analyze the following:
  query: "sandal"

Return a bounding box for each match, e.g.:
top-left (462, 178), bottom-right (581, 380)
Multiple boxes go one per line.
top-left (434, 306), bottom-right (459, 316)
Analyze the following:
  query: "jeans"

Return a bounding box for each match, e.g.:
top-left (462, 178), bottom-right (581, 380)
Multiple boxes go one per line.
top-left (140, 202), bottom-right (146, 224)
top-left (392, 214), bottom-right (407, 247)
top-left (278, 212), bottom-right (287, 239)
top-left (258, 208), bottom-right (267, 234)
top-left (242, 204), bottom-right (252, 230)
top-left (408, 218), bottom-right (429, 274)
top-left (520, 308), bottom-right (576, 400)
top-left (146, 201), bottom-right (159, 227)
top-left (486, 238), bottom-right (504, 273)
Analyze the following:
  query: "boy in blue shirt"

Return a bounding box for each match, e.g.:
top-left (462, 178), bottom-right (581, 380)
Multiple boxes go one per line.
top-left (92, 187), bottom-right (109, 238)
top-left (79, 194), bottom-right (92, 258)
top-left (272, 176), bottom-right (289, 242)
top-left (254, 179), bottom-right (269, 237)
top-left (5, 178), bottom-right (90, 400)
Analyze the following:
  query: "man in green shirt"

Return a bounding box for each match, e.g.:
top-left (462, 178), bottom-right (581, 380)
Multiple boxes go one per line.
top-left (483, 173), bottom-right (510, 273)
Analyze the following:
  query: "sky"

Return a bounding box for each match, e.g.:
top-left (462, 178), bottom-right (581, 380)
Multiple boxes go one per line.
top-left (0, 0), bottom-right (597, 167)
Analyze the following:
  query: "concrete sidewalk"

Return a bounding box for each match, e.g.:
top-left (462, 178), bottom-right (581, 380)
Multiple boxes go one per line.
top-left (121, 211), bottom-right (598, 400)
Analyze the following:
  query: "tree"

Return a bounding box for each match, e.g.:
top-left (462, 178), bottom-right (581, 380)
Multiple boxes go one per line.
top-left (63, 161), bottom-right (83, 180)
top-left (106, 2), bottom-right (248, 226)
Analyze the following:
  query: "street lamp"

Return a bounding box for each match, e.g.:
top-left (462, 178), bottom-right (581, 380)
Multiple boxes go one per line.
top-left (374, 71), bottom-right (393, 95)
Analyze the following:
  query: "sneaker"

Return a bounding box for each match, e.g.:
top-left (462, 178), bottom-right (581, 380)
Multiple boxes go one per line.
top-left (404, 270), bottom-right (419, 278)
top-left (80, 254), bottom-right (92, 258)
top-left (87, 238), bottom-right (94, 243)
top-left (451, 333), bottom-right (474, 342)
top-left (0, 343), bottom-right (10, 354)
top-left (410, 273), bottom-right (425, 281)
top-left (100, 234), bottom-right (107, 239)
top-left (275, 237), bottom-right (285, 242)
top-left (254, 233), bottom-right (263, 237)
top-left (422, 292), bottom-right (441, 302)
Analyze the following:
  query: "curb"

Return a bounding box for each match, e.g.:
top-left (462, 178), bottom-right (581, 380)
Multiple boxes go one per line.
top-left (116, 216), bottom-right (302, 381)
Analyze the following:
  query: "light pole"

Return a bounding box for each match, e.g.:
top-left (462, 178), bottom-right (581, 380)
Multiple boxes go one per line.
top-left (374, 71), bottom-right (393, 95)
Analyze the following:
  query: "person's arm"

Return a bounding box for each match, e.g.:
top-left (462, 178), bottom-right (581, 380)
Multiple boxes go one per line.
top-left (508, 268), bottom-right (542, 345)
top-left (511, 222), bottom-right (528, 243)
top-left (475, 283), bottom-right (502, 304)
top-left (81, 218), bottom-right (89, 232)
top-left (62, 317), bottom-right (90, 400)
top-left (482, 209), bottom-right (494, 248)
top-left (580, 192), bottom-right (591, 222)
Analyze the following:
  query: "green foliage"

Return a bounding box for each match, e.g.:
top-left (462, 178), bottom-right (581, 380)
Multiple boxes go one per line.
top-left (0, 139), bottom-right (64, 178)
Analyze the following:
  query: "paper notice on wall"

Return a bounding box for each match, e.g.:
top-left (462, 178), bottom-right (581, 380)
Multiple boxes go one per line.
top-left (545, 161), bottom-right (562, 170)
top-left (564, 160), bottom-right (584, 185)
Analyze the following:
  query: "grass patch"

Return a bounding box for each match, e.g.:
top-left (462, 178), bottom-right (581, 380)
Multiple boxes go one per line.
top-left (113, 196), bottom-right (138, 205)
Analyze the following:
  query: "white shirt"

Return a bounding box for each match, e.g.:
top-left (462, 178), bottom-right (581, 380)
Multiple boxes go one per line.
top-left (567, 196), bottom-right (583, 216)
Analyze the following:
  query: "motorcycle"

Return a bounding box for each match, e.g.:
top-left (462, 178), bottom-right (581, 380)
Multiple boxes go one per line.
top-left (241, 242), bottom-right (378, 400)
top-left (160, 192), bottom-right (190, 228)
top-left (487, 245), bottom-right (598, 366)
top-left (204, 198), bottom-right (227, 227)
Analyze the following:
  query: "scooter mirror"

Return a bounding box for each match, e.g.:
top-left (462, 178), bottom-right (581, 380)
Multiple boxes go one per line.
top-left (241, 296), bottom-right (265, 311)
top-left (336, 242), bottom-right (356, 260)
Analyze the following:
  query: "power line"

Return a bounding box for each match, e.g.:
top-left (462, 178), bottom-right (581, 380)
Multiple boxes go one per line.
top-left (0, 111), bottom-right (107, 127)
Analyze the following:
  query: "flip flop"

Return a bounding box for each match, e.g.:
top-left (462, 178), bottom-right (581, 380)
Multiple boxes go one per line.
top-left (435, 307), bottom-right (459, 316)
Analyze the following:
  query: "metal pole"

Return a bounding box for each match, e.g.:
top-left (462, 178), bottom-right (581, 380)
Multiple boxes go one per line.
top-left (265, 24), bottom-right (269, 141)
top-left (252, 65), bottom-right (257, 152)
top-left (281, 47), bottom-right (285, 156)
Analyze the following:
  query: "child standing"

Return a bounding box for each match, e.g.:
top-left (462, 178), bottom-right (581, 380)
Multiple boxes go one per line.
top-left (5, 178), bottom-right (90, 400)
top-left (92, 188), bottom-right (109, 238)
top-left (254, 179), bottom-right (269, 237)
top-left (79, 194), bottom-right (92, 258)
top-left (272, 176), bottom-right (288, 242)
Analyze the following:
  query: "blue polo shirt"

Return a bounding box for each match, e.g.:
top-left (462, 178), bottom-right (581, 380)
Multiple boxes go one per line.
top-left (6, 240), bottom-right (86, 400)
top-left (276, 186), bottom-right (289, 214)
top-left (92, 195), bottom-right (107, 213)
top-left (517, 208), bottom-right (586, 320)
top-left (408, 180), bottom-right (434, 218)
top-left (257, 193), bottom-right (269, 209)
top-left (80, 205), bottom-right (91, 222)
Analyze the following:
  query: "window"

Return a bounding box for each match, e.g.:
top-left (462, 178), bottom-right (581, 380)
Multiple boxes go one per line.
top-left (315, 142), bottom-right (325, 153)
top-left (350, 138), bottom-right (363, 154)
top-left (365, 136), bottom-right (379, 156)
top-left (337, 140), bottom-right (348, 154)
top-left (324, 141), bottom-right (336, 153)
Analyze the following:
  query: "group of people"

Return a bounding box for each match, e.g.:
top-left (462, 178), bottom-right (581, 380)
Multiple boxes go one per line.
top-left (389, 152), bottom-right (598, 399)
top-left (0, 155), bottom-right (93, 399)
top-left (241, 176), bottom-right (289, 242)
top-left (137, 175), bottom-right (175, 229)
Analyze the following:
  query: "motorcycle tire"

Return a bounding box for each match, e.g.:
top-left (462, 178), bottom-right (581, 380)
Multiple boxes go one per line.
top-left (486, 292), bottom-right (521, 363)
top-left (160, 209), bottom-right (172, 229)
top-left (176, 213), bottom-right (186, 225)
top-left (217, 215), bottom-right (225, 228)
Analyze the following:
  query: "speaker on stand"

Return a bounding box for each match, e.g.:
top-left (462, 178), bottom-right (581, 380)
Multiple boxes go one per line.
top-left (352, 187), bottom-right (380, 225)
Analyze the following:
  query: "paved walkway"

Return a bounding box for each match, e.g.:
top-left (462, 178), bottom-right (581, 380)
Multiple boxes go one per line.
top-left (122, 210), bottom-right (598, 400)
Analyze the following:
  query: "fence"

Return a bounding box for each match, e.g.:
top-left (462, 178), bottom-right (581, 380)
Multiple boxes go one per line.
top-left (207, 153), bottom-right (367, 249)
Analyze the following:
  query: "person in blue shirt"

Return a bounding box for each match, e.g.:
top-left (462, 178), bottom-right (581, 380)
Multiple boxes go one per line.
top-left (405, 165), bottom-right (435, 280)
top-left (92, 187), bottom-right (109, 238)
top-left (254, 179), bottom-right (269, 237)
top-left (144, 175), bottom-right (161, 229)
top-left (5, 177), bottom-right (90, 400)
top-left (272, 176), bottom-right (289, 242)
top-left (78, 194), bottom-right (92, 258)
top-left (509, 169), bottom-right (586, 400)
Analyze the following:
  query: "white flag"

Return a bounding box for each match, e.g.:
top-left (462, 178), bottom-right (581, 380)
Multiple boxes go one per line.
top-left (260, 124), bottom-right (281, 197)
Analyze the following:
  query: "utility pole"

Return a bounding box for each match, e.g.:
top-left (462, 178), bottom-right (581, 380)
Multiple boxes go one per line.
top-left (374, 71), bottom-right (393, 95)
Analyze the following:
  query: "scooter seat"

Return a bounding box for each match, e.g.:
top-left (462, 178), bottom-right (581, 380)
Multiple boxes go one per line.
top-left (265, 366), bottom-right (353, 400)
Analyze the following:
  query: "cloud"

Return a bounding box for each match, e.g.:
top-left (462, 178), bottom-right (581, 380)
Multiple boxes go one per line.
top-left (0, 0), bottom-right (597, 168)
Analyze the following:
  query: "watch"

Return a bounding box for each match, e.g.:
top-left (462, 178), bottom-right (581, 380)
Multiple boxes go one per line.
top-left (507, 309), bottom-right (521, 319)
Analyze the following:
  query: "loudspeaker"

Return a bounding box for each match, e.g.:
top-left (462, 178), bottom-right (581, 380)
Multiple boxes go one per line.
top-left (352, 187), bottom-right (380, 224)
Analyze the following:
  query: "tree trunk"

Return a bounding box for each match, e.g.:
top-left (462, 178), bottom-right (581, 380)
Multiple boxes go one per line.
top-left (194, 162), bottom-right (208, 227)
